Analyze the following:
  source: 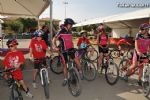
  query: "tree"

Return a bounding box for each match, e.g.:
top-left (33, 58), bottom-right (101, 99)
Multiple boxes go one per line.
top-left (18, 18), bottom-right (38, 32)
top-left (9, 20), bottom-right (23, 34)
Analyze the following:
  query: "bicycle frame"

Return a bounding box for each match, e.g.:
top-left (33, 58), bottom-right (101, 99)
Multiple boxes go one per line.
top-left (35, 58), bottom-right (50, 86)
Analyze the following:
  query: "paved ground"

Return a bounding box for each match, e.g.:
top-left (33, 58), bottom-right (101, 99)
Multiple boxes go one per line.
top-left (0, 39), bottom-right (149, 100)
top-left (0, 60), bottom-right (149, 100)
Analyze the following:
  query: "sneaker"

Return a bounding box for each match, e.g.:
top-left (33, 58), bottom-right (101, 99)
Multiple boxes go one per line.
top-left (62, 79), bottom-right (67, 86)
top-left (123, 75), bottom-right (128, 82)
top-left (26, 92), bottom-right (33, 98)
top-left (32, 82), bottom-right (37, 89)
top-left (79, 73), bottom-right (84, 80)
top-left (137, 80), bottom-right (142, 86)
top-left (97, 68), bottom-right (101, 74)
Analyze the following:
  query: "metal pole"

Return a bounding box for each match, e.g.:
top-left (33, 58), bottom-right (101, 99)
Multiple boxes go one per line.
top-left (49, 0), bottom-right (53, 49)
top-left (37, 16), bottom-right (40, 29)
top-left (63, 1), bottom-right (68, 19)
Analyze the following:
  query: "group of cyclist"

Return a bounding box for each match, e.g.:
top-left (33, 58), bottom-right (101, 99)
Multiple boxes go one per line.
top-left (1, 17), bottom-right (150, 98)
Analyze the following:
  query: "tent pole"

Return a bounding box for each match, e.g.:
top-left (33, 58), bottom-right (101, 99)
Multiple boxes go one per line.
top-left (49, 0), bottom-right (53, 49)
top-left (37, 16), bottom-right (40, 29)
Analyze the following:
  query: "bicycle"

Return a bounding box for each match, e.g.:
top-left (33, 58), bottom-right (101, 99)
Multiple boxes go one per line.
top-left (119, 53), bottom-right (150, 82)
top-left (49, 46), bottom-right (64, 75)
top-left (98, 52), bottom-right (119, 85)
top-left (83, 45), bottom-right (98, 62)
top-left (50, 44), bottom-right (98, 75)
top-left (140, 55), bottom-right (150, 97)
top-left (78, 48), bottom-right (97, 81)
top-left (65, 48), bottom-right (81, 97)
top-left (34, 57), bottom-right (50, 99)
top-left (0, 68), bottom-right (23, 100)
top-left (109, 46), bottom-right (133, 59)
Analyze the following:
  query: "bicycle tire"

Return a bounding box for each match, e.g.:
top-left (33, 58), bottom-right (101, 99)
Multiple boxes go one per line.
top-left (126, 49), bottom-right (133, 60)
top-left (10, 84), bottom-right (23, 100)
top-left (85, 49), bottom-right (98, 62)
top-left (42, 70), bottom-right (50, 99)
top-left (142, 65), bottom-right (150, 97)
top-left (110, 49), bottom-right (120, 58)
top-left (50, 56), bottom-right (63, 74)
top-left (81, 60), bottom-right (96, 81)
top-left (67, 67), bottom-right (81, 97)
top-left (105, 59), bottom-right (119, 85)
top-left (119, 59), bottom-right (131, 78)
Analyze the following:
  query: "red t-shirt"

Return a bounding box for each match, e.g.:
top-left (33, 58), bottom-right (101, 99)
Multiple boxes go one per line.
top-left (29, 38), bottom-right (48, 58)
top-left (2, 51), bottom-right (25, 80)
top-left (77, 37), bottom-right (90, 48)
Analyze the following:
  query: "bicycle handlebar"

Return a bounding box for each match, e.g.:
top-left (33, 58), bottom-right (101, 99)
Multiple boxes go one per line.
top-left (0, 68), bottom-right (16, 73)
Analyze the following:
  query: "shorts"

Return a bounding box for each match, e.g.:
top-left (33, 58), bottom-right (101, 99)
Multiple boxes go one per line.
top-left (77, 49), bottom-right (86, 58)
top-left (61, 48), bottom-right (78, 64)
top-left (34, 58), bottom-right (46, 69)
top-left (98, 46), bottom-right (108, 53)
top-left (132, 50), bottom-right (147, 61)
top-left (12, 70), bottom-right (23, 81)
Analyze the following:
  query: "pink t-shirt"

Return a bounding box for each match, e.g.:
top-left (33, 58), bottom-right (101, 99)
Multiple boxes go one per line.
top-left (135, 33), bottom-right (150, 53)
top-left (99, 34), bottom-right (108, 46)
top-left (56, 28), bottom-right (73, 51)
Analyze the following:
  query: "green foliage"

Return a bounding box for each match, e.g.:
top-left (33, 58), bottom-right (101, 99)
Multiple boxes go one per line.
top-left (44, 20), bottom-right (59, 31)
top-left (9, 20), bottom-right (23, 34)
top-left (17, 18), bottom-right (38, 32)
top-left (105, 26), bottom-right (112, 32)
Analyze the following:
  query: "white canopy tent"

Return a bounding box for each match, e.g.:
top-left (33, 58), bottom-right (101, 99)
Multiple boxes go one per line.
top-left (74, 8), bottom-right (150, 38)
top-left (0, 0), bottom-right (53, 48)
top-left (0, 0), bottom-right (50, 17)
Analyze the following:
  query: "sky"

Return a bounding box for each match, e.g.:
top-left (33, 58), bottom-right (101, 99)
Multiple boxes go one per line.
top-left (39, 0), bottom-right (150, 23)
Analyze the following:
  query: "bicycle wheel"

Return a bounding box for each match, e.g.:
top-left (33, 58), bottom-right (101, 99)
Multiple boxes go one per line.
top-left (110, 49), bottom-right (120, 58)
top-left (119, 59), bottom-right (131, 78)
top-left (42, 70), bottom-right (49, 99)
top-left (50, 56), bottom-right (63, 74)
top-left (81, 60), bottom-right (96, 81)
top-left (10, 84), bottom-right (23, 100)
top-left (142, 65), bottom-right (150, 97)
top-left (126, 49), bottom-right (133, 60)
top-left (105, 58), bottom-right (119, 85)
top-left (85, 48), bottom-right (98, 62)
top-left (68, 67), bottom-right (81, 97)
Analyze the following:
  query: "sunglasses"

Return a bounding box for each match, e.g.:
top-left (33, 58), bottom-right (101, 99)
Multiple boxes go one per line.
top-left (8, 45), bottom-right (14, 48)
top-left (37, 35), bottom-right (42, 37)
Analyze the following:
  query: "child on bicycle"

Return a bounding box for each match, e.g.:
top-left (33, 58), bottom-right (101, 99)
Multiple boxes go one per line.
top-left (29, 30), bottom-right (52, 88)
top-left (2, 39), bottom-right (33, 98)
top-left (53, 18), bottom-right (83, 86)
top-left (77, 30), bottom-right (90, 49)
top-left (97, 23), bottom-right (109, 73)
top-left (124, 23), bottom-right (150, 86)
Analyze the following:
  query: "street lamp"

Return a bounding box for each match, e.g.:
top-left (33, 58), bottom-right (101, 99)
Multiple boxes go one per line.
top-left (63, 1), bottom-right (68, 19)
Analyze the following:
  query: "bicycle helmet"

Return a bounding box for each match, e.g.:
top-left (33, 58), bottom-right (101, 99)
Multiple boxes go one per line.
top-left (64, 18), bottom-right (75, 25)
top-left (6, 38), bottom-right (18, 46)
top-left (139, 23), bottom-right (150, 30)
top-left (34, 30), bottom-right (43, 37)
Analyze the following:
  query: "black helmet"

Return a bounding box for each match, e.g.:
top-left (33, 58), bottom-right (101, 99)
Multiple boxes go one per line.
top-left (6, 38), bottom-right (18, 46)
top-left (64, 18), bottom-right (75, 25)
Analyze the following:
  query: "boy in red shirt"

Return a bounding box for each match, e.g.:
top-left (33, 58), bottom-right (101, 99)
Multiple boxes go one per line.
top-left (3, 39), bottom-right (33, 98)
top-left (29, 30), bottom-right (52, 88)
top-left (77, 30), bottom-right (90, 49)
